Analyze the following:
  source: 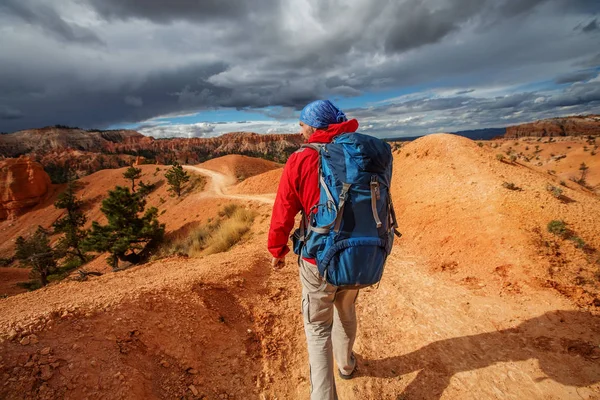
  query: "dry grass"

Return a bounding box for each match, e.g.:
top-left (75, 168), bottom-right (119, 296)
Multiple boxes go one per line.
top-left (157, 203), bottom-right (256, 258)
top-left (182, 174), bottom-right (207, 196)
top-left (202, 207), bottom-right (256, 255)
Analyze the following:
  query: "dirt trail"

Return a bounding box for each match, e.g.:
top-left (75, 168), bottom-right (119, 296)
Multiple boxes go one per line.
top-left (0, 144), bottom-right (599, 399)
top-left (183, 165), bottom-right (275, 204)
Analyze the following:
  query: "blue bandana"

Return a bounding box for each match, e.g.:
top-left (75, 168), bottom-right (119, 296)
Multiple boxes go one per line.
top-left (299, 100), bottom-right (347, 129)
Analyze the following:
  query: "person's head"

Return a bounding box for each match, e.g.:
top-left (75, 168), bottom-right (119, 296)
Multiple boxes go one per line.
top-left (299, 100), bottom-right (347, 140)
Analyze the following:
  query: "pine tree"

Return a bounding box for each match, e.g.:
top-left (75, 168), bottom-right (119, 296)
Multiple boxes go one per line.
top-left (83, 186), bottom-right (164, 270)
top-left (53, 181), bottom-right (87, 263)
top-left (123, 166), bottom-right (142, 192)
top-left (165, 162), bottom-right (190, 197)
top-left (15, 226), bottom-right (57, 287)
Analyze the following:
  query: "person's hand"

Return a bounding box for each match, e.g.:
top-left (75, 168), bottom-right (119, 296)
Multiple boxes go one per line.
top-left (271, 256), bottom-right (285, 270)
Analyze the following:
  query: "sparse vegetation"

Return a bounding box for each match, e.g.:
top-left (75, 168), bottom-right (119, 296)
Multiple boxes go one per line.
top-left (53, 180), bottom-right (88, 263)
top-left (547, 220), bottom-right (567, 237)
top-left (158, 204), bottom-right (256, 258)
top-left (218, 204), bottom-right (239, 218)
top-left (44, 162), bottom-right (76, 184)
top-left (123, 166), bottom-right (142, 192)
top-left (183, 174), bottom-right (207, 195)
top-left (578, 162), bottom-right (589, 184)
top-left (496, 154), bottom-right (505, 162)
top-left (546, 184), bottom-right (563, 199)
top-left (547, 220), bottom-right (591, 251)
top-left (137, 180), bottom-right (157, 198)
top-left (571, 236), bottom-right (587, 249)
top-left (203, 207), bottom-right (257, 255)
top-left (0, 257), bottom-right (14, 267)
top-left (83, 186), bottom-right (165, 270)
top-left (15, 226), bottom-right (58, 287)
top-left (165, 162), bottom-right (190, 197)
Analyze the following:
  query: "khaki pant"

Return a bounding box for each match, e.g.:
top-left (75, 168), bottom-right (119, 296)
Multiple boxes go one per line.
top-left (299, 258), bottom-right (359, 400)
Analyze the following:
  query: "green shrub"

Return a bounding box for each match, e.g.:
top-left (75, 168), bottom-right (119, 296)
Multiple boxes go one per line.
top-left (0, 257), bottom-right (14, 267)
top-left (547, 220), bottom-right (567, 236)
top-left (570, 236), bottom-right (586, 249)
top-left (137, 181), bottom-right (157, 198)
top-left (17, 280), bottom-right (43, 291)
top-left (546, 185), bottom-right (563, 198)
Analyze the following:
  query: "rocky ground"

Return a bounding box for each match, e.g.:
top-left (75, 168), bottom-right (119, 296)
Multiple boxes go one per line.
top-left (0, 134), bottom-right (599, 399)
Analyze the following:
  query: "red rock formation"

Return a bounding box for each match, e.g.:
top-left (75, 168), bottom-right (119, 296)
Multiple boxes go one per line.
top-left (0, 157), bottom-right (51, 220)
top-left (133, 156), bottom-right (145, 166)
top-left (505, 115), bottom-right (600, 138)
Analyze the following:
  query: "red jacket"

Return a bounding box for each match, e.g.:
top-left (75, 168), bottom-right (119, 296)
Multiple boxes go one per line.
top-left (268, 119), bottom-right (359, 264)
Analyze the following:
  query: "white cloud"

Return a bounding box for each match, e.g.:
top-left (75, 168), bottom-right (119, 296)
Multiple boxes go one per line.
top-left (139, 120), bottom-right (298, 139)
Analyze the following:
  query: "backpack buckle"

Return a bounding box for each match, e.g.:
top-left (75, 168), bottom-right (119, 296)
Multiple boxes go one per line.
top-left (370, 176), bottom-right (380, 200)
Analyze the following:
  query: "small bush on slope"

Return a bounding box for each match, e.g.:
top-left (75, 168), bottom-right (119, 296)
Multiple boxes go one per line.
top-left (158, 204), bottom-right (256, 258)
top-left (202, 207), bottom-right (256, 255)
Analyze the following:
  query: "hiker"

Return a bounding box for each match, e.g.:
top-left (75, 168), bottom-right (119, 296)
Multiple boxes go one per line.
top-left (268, 100), bottom-right (398, 399)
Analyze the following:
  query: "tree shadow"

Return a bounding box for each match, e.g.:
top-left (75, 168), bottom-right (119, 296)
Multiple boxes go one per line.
top-left (359, 310), bottom-right (600, 399)
top-left (557, 194), bottom-right (576, 204)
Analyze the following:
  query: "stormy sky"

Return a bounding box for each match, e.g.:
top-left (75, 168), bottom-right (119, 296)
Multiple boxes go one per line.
top-left (1, 0), bottom-right (599, 138)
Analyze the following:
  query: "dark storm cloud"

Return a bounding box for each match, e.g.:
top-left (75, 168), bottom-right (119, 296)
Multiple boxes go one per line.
top-left (582, 18), bottom-right (599, 33)
top-left (578, 53), bottom-right (600, 68)
top-left (0, 0), bottom-right (104, 45)
top-left (382, 0), bottom-right (550, 53)
top-left (555, 70), bottom-right (597, 84)
top-left (3, 62), bottom-right (230, 131)
top-left (1, 0), bottom-right (599, 134)
top-left (382, 0), bottom-right (480, 53)
top-left (86, 0), bottom-right (276, 23)
top-left (0, 106), bottom-right (24, 121)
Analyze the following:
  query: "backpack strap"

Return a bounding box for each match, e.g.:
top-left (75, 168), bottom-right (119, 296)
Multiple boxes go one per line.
top-left (333, 183), bottom-right (351, 233)
top-left (300, 143), bottom-right (336, 234)
top-left (389, 198), bottom-right (402, 238)
top-left (370, 176), bottom-right (383, 228)
top-left (300, 143), bottom-right (335, 203)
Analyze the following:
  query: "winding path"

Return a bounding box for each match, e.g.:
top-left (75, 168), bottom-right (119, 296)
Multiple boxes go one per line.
top-left (183, 165), bottom-right (275, 205)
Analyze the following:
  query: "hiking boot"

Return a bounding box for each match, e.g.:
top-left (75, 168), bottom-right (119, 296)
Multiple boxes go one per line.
top-left (338, 353), bottom-right (357, 380)
top-left (338, 368), bottom-right (355, 380)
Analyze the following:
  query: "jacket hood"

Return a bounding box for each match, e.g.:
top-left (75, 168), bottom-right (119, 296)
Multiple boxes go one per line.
top-left (307, 119), bottom-right (359, 144)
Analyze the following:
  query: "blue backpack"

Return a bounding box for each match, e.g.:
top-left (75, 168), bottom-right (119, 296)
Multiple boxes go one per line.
top-left (291, 132), bottom-right (401, 288)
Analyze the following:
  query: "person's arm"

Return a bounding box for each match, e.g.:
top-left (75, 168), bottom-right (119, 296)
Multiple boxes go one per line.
top-left (268, 153), bottom-right (302, 264)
